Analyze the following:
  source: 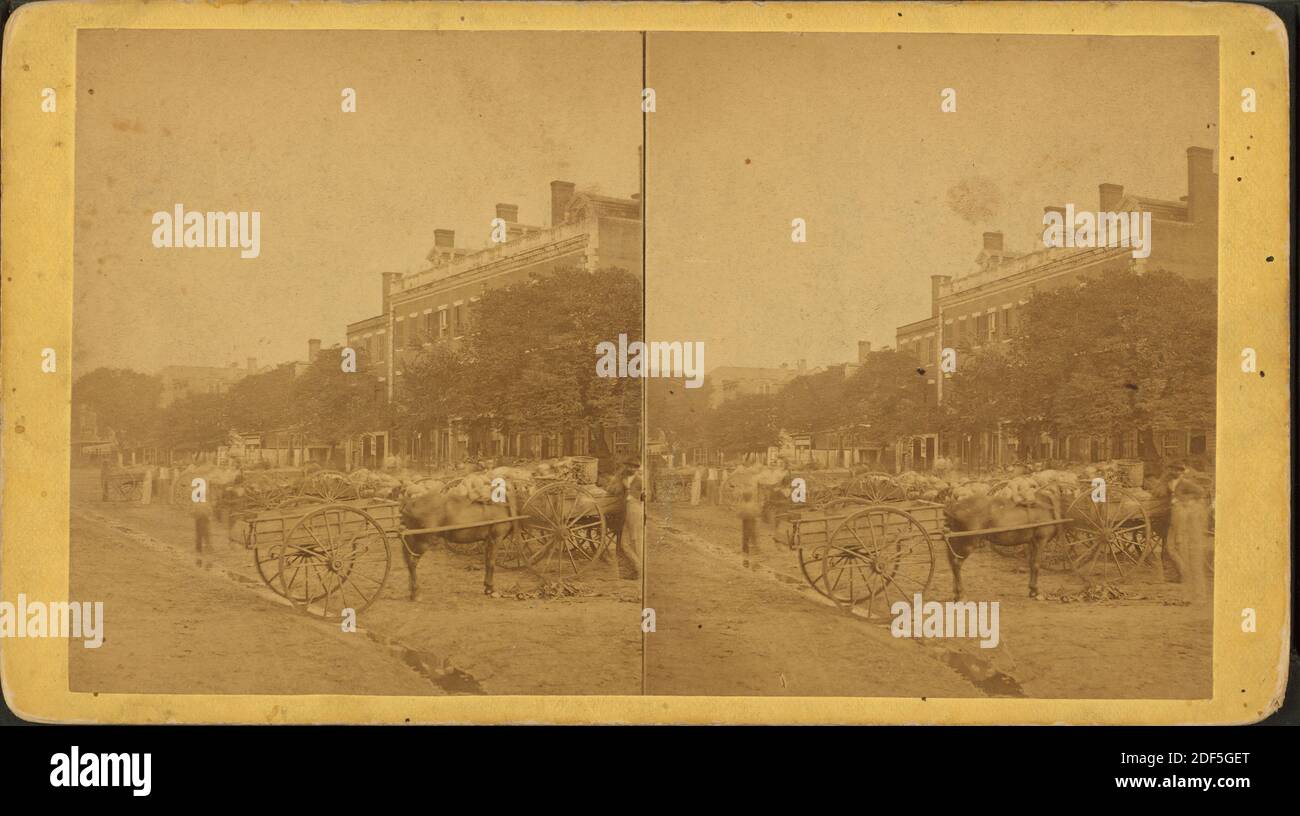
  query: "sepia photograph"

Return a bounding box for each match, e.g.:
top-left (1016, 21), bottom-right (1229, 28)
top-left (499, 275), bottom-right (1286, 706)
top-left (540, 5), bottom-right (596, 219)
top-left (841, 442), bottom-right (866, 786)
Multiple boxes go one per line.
top-left (0, 0), bottom-right (1288, 731)
top-left (66, 29), bottom-right (645, 696)
top-left (644, 32), bottom-right (1220, 698)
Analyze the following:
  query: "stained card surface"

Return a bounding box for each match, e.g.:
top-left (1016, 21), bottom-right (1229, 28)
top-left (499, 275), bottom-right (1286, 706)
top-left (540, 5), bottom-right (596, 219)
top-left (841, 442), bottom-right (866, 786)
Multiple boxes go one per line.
top-left (0, 1), bottom-right (1290, 724)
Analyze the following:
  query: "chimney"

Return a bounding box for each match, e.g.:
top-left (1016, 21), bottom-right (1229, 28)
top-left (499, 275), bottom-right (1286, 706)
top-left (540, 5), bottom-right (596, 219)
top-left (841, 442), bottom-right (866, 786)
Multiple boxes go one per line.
top-left (1186, 146), bottom-right (1216, 224)
top-left (433, 229), bottom-right (455, 248)
top-left (930, 274), bottom-right (951, 318)
top-left (381, 272), bottom-right (402, 315)
top-left (550, 180), bottom-right (576, 226)
top-left (797, 359), bottom-right (807, 371)
top-left (308, 339), bottom-right (321, 363)
top-left (246, 357), bottom-right (257, 371)
top-left (1099, 183), bottom-right (1124, 212)
top-left (982, 231), bottom-right (1003, 252)
top-left (495, 203), bottom-right (519, 223)
top-left (857, 340), bottom-right (872, 364)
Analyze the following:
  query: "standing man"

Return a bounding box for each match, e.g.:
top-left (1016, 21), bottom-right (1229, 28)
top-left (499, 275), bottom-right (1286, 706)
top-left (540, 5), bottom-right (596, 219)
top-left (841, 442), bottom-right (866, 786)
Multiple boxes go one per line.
top-left (191, 490), bottom-right (214, 567)
top-left (621, 465), bottom-right (644, 580)
top-left (737, 489), bottom-right (762, 555)
top-left (100, 456), bottom-right (112, 502)
top-left (1166, 468), bottom-right (1212, 604)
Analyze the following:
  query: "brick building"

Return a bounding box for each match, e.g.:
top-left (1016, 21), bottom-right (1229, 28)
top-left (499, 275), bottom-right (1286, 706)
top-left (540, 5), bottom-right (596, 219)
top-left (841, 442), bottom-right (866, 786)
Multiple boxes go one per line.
top-left (345, 177), bottom-right (642, 468)
top-left (895, 146), bottom-right (1218, 470)
top-left (707, 362), bottom-right (808, 408)
top-left (158, 359), bottom-right (262, 407)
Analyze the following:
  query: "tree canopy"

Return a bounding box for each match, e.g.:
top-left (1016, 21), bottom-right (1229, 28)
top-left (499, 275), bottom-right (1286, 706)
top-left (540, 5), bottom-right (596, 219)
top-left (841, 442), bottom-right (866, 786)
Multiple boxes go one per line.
top-left (71, 368), bottom-right (162, 447)
top-left (649, 268), bottom-right (1214, 460)
top-left (443, 266), bottom-right (643, 443)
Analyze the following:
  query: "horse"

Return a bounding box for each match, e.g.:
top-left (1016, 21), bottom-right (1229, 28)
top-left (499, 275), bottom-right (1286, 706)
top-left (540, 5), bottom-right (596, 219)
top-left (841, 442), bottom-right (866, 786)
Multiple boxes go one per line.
top-left (399, 489), bottom-right (516, 600)
top-left (943, 490), bottom-right (1063, 600)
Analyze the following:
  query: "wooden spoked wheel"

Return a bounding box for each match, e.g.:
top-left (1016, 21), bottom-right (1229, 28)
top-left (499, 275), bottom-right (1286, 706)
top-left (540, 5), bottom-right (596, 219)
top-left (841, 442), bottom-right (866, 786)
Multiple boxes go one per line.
top-left (493, 529), bottom-right (534, 570)
top-left (1061, 488), bottom-right (1153, 583)
top-left (301, 470), bottom-right (357, 502)
top-left (236, 514), bottom-right (289, 599)
top-left (114, 477), bottom-right (143, 502)
top-left (518, 482), bottom-right (608, 576)
top-left (277, 505), bottom-right (392, 618)
top-left (847, 473), bottom-right (905, 504)
top-left (809, 482), bottom-right (849, 511)
top-left (796, 497), bottom-right (868, 596)
top-left (241, 475), bottom-right (298, 511)
top-left (820, 506), bottom-right (935, 612)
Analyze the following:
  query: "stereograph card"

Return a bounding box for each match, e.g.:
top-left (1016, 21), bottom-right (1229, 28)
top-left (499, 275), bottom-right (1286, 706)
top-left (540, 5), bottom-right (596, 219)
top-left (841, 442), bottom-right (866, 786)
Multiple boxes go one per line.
top-left (0, 1), bottom-right (1290, 724)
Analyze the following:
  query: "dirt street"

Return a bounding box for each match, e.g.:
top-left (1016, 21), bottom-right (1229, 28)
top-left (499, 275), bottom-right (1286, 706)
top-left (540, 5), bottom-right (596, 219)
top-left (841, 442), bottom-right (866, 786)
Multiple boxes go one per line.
top-left (69, 469), bottom-right (641, 696)
top-left (67, 468), bottom-right (1211, 700)
top-left (645, 501), bottom-right (1212, 699)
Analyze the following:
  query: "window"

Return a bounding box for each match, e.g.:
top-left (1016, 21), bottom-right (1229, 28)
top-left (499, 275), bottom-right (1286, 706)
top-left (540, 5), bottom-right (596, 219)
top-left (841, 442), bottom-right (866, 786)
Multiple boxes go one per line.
top-left (422, 312), bottom-right (434, 342)
top-left (1002, 306), bottom-right (1013, 337)
top-left (987, 311), bottom-right (997, 339)
top-left (1189, 433), bottom-right (1207, 455)
top-left (438, 309), bottom-right (449, 338)
top-left (453, 305), bottom-right (464, 336)
top-left (1161, 430), bottom-right (1187, 459)
top-left (394, 320), bottom-right (405, 349)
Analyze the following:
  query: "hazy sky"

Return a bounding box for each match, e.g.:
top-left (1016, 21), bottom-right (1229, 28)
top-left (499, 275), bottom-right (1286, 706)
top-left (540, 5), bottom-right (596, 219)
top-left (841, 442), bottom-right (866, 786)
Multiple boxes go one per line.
top-left (74, 30), bottom-right (642, 374)
top-left (645, 33), bottom-right (1218, 369)
top-left (74, 30), bottom-right (1218, 377)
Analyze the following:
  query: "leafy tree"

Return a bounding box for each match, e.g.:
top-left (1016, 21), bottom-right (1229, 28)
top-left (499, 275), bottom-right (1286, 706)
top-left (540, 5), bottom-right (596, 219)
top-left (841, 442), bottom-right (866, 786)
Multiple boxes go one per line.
top-left (224, 364), bottom-right (296, 433)
top-left (841, 349), bottom-right (939, 443)
top-left (293, 344), bottom-right (385, 453)
top-left (1008, 269), bottom-right (1215, 444)
top-left (775, 368), bottom-right (850, 433)
top-left (646, 377), bottom-right (711, 455)
top-left (71, 368), bottom-right (162, 448)
top-left (705, 392), bottom-right (779, 454)
top-left (394, 341), bottom-right (468, 432)
top-left (154, 392), bottom-right (229, 451)
top-left (458, 266), bottom-right (643, 455)
top-left (938, 345), bottom-right (1024, 437)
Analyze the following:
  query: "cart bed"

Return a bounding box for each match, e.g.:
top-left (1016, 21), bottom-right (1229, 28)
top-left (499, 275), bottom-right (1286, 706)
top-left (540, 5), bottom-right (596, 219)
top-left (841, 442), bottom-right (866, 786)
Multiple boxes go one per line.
top-left (777, 500), bottom-right (944, 550)
top-left (245, 499), bottom-right (401, 549)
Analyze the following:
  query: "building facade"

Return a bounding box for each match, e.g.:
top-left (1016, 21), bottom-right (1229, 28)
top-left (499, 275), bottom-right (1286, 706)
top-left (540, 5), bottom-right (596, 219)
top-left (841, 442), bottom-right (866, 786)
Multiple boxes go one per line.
top-left (158, 359), bottom-right (262, 407)
top-left (895, 146), bottom-right (1218, 470)
top-left (707, 363), bottom-right (808, 408)
top-left (345, 177), bottom-right (643, 468)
